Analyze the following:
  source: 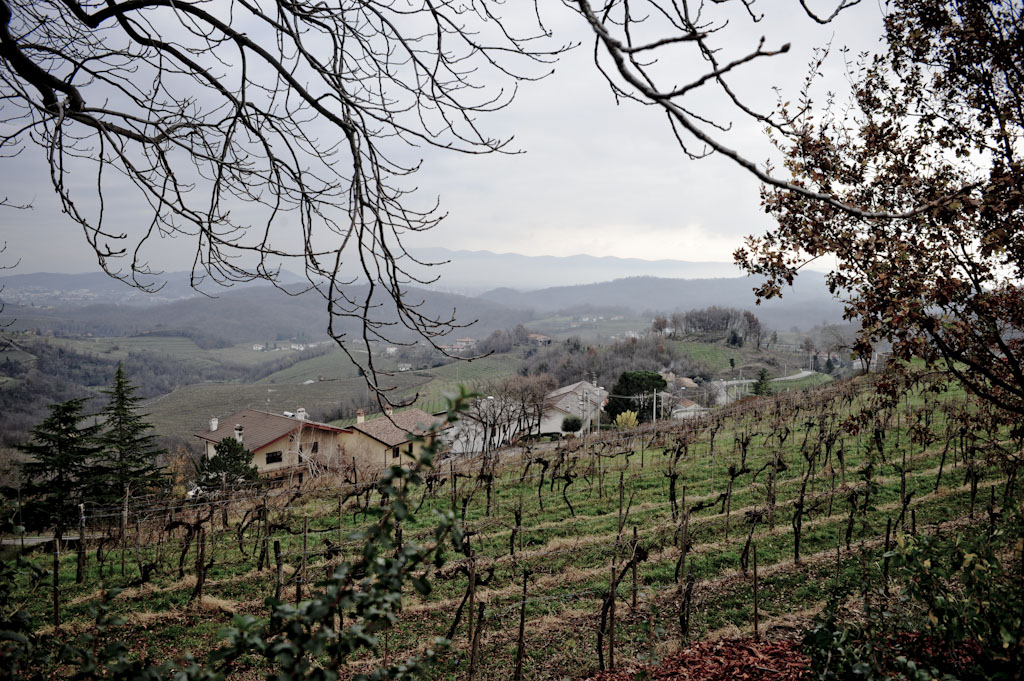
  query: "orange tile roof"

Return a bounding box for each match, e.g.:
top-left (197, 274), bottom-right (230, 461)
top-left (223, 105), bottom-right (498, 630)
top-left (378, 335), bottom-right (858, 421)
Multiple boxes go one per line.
top-left (195, 409), bottom-right (347, 452)
top-left (350, 408), bottom-right (442, 448)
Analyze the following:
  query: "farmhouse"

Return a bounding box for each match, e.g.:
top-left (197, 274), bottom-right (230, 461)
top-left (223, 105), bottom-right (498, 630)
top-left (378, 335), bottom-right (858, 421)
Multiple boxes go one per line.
top-left (341, 407), bottom-right (445, 470)
top-left (540, 381), bottom-right (607, 434)
top-left (671, 397), bottom-right (707, 420)
top-left (195, 408), bottom-right (350, 482)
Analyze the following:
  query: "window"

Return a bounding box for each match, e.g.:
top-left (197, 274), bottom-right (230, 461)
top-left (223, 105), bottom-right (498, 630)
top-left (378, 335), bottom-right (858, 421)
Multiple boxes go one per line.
top-left (265, 451), bottom-right (283, 465)
top-left (406, 442), bottom-right (413, 456)
top-left (392, 447), bottom-right (400, 459)
top-left (310, 441), bottom-right (319, 454)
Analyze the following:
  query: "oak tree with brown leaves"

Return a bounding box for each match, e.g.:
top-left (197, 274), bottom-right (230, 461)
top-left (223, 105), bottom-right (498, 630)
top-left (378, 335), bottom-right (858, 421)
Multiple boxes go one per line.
top-left (736, 0), bottom-right (1024, 414)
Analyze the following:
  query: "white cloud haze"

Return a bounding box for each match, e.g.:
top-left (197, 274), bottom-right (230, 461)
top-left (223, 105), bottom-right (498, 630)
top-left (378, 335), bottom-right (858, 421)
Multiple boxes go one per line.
top-left (0, 2), bottom-right (885, 277)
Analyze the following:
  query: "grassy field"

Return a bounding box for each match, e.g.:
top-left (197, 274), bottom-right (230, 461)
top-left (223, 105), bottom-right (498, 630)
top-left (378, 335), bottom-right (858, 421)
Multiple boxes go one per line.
top-left (401, 352), bottom-right (527, 412)
top-left (15, 376), bottom-right (1008, 680)
top-left (257, 347), bottom-right (365, 384)
top-left (50, 335), bottom-right (282, 369)
top-left (144, 372), bottom-right (432, 443)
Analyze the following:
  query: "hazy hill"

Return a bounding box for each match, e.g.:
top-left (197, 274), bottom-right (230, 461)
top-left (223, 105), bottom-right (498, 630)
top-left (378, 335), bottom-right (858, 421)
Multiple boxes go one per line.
top-left (479, 274), bottom-right (847, 331)
top-left (409, 248), bottom-right (742, 293)
top-left (0, 270), bottom-right (303, 306)
top-left (3, 282), bottom-right (533, 343)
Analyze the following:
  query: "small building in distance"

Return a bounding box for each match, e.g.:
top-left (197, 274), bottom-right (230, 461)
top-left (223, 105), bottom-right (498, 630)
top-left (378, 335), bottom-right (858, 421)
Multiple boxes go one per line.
top-left (671, 398), bottom-right (707, 420)
top-left (540, 381), bottom-right (607, 435)
top-left (195, 408), bottom-right (350, 482)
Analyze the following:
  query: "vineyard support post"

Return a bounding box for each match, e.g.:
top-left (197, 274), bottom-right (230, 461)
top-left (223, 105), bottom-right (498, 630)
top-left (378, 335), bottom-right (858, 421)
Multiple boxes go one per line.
top-left (52, 537), bottom-right (61, 627)
top-left (609, 558), bottom-right (616, 671)
top-left (274, 539), bottom-right (283, 601)
top-left (121, 490), bottom-right (129, 578)
top-left (631, 526), bottom-right (638, 610)
top-left (468, 603), bottom-right (485, 681)
top-left (298, 514), bottom-right (308, 604)
top-left (514, 568), bottom-right (528, 681)
top-left (883, 517), bottom-right (892, 597)
top-left (753, 543), bottom-right (759, 641)
top-left (76, 503), bottom-right (86, 584)
top-left (468, 552), bottom-right (476, 645)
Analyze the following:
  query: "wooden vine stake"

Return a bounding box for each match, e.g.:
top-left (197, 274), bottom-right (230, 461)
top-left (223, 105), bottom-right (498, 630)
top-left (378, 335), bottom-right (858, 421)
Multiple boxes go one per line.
top-left (121, 490), bottom-right (129, 578)
top-left (297, 514), bottom-right (308, 604)
top-left (752, 543), bottom-right (759, 641)
top-left (631, 526), bottom-right (638, 610)
top-left (76, 503), bottom-right (86, 585)
top-left (609, 558), bottom-right (616, 671)
top-left (52, 538), bottom-right (61, 628)
top-left (274, 539), bottom-right (283, 601)
top-left (467, 552), bottom-right (476, 645)
top-left (468, 603), bottom-right (485, 681)
top-left (883, 517), bottom-right (892, 597)
top-left (514, 568), bottom-right (528, 681)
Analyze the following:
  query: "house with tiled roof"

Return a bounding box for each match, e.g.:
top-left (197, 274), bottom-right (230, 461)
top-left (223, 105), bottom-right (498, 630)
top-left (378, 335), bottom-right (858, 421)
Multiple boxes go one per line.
top-left (341, 407), bottom-right (446, 469)
top-left (539, 381), bottom-right (607, 435)
top-left (195, 408), bottom-right (351, 482)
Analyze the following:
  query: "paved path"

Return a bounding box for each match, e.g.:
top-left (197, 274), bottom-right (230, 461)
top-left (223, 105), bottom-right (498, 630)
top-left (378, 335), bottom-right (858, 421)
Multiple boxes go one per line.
top-left (773, 369), bottom-right (817, 381)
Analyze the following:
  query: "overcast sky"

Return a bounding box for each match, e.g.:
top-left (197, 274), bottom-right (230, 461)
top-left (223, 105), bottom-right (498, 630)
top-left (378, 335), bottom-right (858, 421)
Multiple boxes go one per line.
top-left (0, 1), bottom-right (886, 277)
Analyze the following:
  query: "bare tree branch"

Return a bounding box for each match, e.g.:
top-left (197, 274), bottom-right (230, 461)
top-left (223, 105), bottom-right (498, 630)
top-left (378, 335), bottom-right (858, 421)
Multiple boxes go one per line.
top-left (0, 0), bottom-right (567, 401)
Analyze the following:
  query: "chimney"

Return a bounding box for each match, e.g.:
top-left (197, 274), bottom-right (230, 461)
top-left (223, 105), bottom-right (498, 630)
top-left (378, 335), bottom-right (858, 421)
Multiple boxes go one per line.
top-left (296, 407), bottom-right (307, 421)
top-left (384, 405), bottom-right (393, 417)
top-left (209, 417), bottom-right (219, 432)
top-left (356, 409), bottom-right (365, 424)
top-left (234, 424), bottom-right (244, 444)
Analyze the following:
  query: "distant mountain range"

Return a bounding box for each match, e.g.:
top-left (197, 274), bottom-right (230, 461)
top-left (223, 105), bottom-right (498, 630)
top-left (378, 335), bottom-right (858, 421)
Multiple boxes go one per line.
top-left (411, 248), bottom-right (743, 293)
top-left (0, 251), bottom-right (845, 340)
top-left (0, 270), bottom-right (303, 307)
top-left (1, 250), bottom-right (742, 303)
top-left (480, 273), bottom-right (846, 332)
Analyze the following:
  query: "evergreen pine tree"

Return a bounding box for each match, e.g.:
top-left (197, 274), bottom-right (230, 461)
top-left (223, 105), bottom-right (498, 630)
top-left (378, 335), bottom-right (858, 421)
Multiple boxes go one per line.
top-left (751, 368), bottom-right (773, 396)
top-left (197, 437), bottom-right (259, 489)
top-left (94, 364), bottom-right (166, 506)
top-left (18, 399), bottom-right (102, 539)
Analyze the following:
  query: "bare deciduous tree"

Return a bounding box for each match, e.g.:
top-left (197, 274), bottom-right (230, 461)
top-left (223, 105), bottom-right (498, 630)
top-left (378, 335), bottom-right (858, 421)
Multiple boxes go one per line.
top-left (0, 0), bottom-right (563, 395)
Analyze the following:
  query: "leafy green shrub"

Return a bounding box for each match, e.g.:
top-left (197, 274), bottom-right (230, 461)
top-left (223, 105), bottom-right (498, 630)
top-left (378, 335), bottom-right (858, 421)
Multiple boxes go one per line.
top-left (804, 496), bottom-right (1024, 680)
top-left (561, 415), bottom-right (582, 432)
